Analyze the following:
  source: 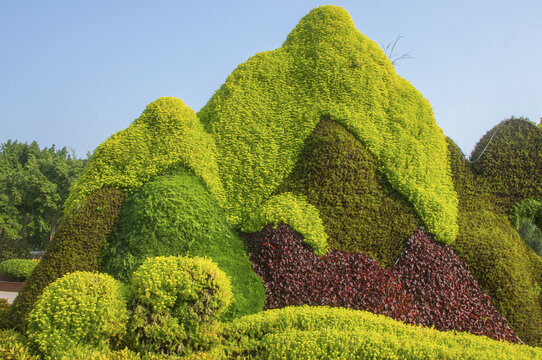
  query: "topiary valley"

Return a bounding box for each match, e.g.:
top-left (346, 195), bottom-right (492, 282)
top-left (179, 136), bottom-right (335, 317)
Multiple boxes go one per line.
top-left (1, 5), bottom-right (541, 359)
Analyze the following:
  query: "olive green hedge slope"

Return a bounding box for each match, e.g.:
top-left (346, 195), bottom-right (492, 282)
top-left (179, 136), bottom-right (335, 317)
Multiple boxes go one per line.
top-left (64, 97), bottom-right (225, 212)
top-left (1, 188), bottom-right (125, 331)
top-left (447, 138), bottom-right (542, 346)
top-left (470, 117), bottom-right (541, 211)
top-left (101, 170), bottom-right (265, 320)
top-left (222, 306), bottom-right (542, 359)
top-left (275, 119), bottom-right (421, 268)
top-left (198, 5), bottom-right (458, 244)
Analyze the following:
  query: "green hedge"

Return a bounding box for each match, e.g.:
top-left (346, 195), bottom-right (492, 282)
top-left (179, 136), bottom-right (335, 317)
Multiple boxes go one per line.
top-left (64, 97), bottom-right (225, 212)
top-left (27, 271), bottom-right (129, 359)
top-left (101, 171), bottom-right (265, 319)
top-left (275, 119), bottom-right (421, 267)
top-left (0, 329), bottom-right (38, 360)
top-left (510, 199), bottom-right (542, 256)
top-left (0, 259), bottom-right (37, 281)
top-left (470, 117), bottom-right (541, 211)
top-left (0, 188), bottom-right (125, 331)
top-left (222, 306), bottom-right (542, 359)
top-left (199, 5), bottom-right (457, 244)
top-left (241, 192), bottom-right (329, 256)
top-left (447, 138), bottom-right (542, 346)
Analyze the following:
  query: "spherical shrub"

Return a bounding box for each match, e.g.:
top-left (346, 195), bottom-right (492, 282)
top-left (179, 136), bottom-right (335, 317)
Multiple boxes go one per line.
top-left (0, 259), bottom-right (38, 281)
top-left (27, 271), bottom-right (129, 358)
top-left (128, 256), bottom-right (233, 355)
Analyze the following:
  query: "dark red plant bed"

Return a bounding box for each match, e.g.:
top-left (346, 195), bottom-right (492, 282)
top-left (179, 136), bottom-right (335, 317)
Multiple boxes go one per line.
top-left (242, 223), bottom-right (518, 343)
top-left (0, 280), bottom-right (24, 292)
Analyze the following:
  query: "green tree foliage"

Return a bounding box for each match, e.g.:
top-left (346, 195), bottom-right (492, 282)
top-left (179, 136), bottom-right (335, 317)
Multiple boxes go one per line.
top-left (0, 140), bottom-right (85, 258)
top-left (101, 171), bottom-right (265, 319)
top-left (447, 138), bottom-right (542, 346)
top-left (1, 188), bottom-right (125, 331)
top-left (510, 199), bottom-right (542, 256)
top-left (275, 119), bottom-right (421, 267)
top-left (198, 5), bottom-right (458, 244)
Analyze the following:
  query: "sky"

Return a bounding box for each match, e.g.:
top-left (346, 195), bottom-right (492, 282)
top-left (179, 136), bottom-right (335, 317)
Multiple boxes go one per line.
top-left (1, 0), bottom-right (541, 158)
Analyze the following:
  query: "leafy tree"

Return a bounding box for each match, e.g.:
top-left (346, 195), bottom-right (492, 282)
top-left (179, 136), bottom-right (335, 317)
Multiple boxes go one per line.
top-left (0, 140), bottom-right (85, 259)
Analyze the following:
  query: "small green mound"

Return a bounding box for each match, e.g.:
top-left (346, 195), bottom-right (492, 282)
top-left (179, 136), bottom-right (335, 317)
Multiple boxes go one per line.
top-left (27, 271), bottom-right (128, 359)
top-left (0, 188), bottom-right (125, 331)
top-left (199, 5), bottom-right (457, 244)
top-left (223, 306), bottom-right (542, 359)
top-left (101, 170), bottom-right (265, 319)
top-left (447, 138), bottom-right (542, 346)
top-left (65, 97), bottom-right (225, 212)
top-left (128, 256), bottom-right (232, 356)
top-left (276, 119), bottom-right (420, 267)
top-left (241, 192), bottom-right (329, 256)
top-left (470, 117), bottom-right (541, 211)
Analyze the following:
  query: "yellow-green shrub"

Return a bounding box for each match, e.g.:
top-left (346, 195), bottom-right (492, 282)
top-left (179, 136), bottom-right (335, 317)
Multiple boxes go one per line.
top-left (65, 97), bottom-right (225, 212)
top-left (0, 259), bottom-right (37, 281)
top-left (223, 306), bottom-right (542, 359)
top-left (0, 329), bottom-right (37, 360)
top-left (128, 256), bottom-right (232, 356)
top-left (27, 271), bottom-right (129, 359)
top-left (241, 192), bottom-right (329, 256)
top-left (199, 5), bottom-right (457, 244)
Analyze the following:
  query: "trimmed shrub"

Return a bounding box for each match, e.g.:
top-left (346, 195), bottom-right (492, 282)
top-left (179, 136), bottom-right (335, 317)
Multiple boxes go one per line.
top-left (510, 199), bottom-right (542, 255)
top-left (65, 97), bottom-right (225, 212)
top-left (27, 271), bottom-right (129, 359)
top-left (1, 187), bottom-right (125, 331)
top-left (447, 138), bottom-right (542, 346)
top-left (128, 256), bottom-right (232, 356)
top-left (101, 171), bottom-right (265, 319)
top-left (0, 329), bottom-right (38, 360)
top-left (241, 192), bottom-right (329, 256)
top-left (470, 117), bottom-right (542, 211)
top-left (223, 306), bottom-right (542, 360)
top-left (0, 299), bottom-right (8, 323)
top-left (199, 5), bottom-right (458, 244)
top-left (0, 259), bottom-right (37, 281)
top-left (276, 118), bottom-right (421, 267)
top-left (244, 223), bottom-right (516, 342)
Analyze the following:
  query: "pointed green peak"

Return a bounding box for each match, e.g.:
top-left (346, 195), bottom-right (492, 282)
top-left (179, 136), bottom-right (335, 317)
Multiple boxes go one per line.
top-left (283, 5), bottom-right (356, 47)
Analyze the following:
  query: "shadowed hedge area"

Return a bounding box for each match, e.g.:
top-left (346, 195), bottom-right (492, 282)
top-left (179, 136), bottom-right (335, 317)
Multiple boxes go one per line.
top-left (1, 188), bottom-right (125, 331)
top-left (101, 170), bottom-right (265, 320)
top-left (470, 118), bottom-right (541, 211)
top-left (447, 138), bottom-right (542, 346)
top-left (275, 118), bottom-right (421, 268)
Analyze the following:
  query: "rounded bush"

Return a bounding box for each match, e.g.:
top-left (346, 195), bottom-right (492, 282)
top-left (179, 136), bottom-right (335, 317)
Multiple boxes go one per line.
top-left (27, 271), bottom-right (129, 358)
top-left (128, 256), bottom-right (233, 355)
top-left (0, 329), bottom-right (38, 360)
top-left (0, 259), bottom-right (37, 281)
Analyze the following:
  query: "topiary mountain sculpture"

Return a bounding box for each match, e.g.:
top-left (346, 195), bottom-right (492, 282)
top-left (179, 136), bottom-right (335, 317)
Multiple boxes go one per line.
top-left (2, 4), bottom-right (541, 349)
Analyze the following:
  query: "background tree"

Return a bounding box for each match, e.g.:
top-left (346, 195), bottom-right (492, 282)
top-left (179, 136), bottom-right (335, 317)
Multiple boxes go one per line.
top-left (0, 140), bottom-right (85, 260)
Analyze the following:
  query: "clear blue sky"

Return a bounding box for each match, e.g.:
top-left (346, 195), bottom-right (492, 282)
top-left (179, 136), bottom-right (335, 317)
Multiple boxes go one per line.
top-left (1, 0), bottom-right (541, 158)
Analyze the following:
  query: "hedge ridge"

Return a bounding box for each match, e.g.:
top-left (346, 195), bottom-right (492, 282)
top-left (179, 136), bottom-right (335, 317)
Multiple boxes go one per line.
top-left (198, 5), bottom-right (458, 244)
top-left (0, 187), bottom-right (125, 331)
top-left (64, 97), bottom-right (225, 212)
top-left (447, 138), bottom-right (542, 346)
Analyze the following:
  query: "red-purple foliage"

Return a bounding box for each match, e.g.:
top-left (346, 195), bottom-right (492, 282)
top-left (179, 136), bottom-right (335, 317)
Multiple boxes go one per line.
top-left (243, 223), bottom-right (517, 343)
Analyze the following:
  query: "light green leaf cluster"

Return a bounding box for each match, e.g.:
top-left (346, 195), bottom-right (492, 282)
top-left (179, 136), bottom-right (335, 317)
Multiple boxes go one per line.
top-left (199, 5), bottom-right (458, 243)
top-left (64, 97), bottom-right (225, 212)
top-left (224, 306), bottom-right (542, 359)
top-left (0, 259), bottom-right (37, 281)
top-left (27, 271), bottom-right (129, 359)
top-left (241, 192), bottom-right (328, 256)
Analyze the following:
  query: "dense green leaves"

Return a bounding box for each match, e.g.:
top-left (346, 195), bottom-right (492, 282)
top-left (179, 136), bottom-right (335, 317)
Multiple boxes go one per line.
top-left (0, 140), bottom-right (85, 258)
top-left (101, 171), bottom-right (265, 319)
top-left (0, 259), bottom-right (37, 281)
top-left (199, 5), bottom-right (457, 243)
